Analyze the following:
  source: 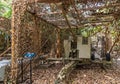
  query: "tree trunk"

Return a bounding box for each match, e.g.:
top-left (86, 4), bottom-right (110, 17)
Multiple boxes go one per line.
top-left (55, 61), bottom-right (78, 84)
top-left (56, 29), bottom-right (61, 58)
top-left (109, 33), bottom-right (120, 53)
top-left (11, 0), bottom-right (28, 83)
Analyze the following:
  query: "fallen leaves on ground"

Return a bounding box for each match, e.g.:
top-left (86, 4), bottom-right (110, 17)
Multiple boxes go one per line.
top-left (23, 63), bottom-right (120, 84)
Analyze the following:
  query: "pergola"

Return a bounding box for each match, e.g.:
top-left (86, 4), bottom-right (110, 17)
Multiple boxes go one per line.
top-left (11, 0), bottom-right (120, 83)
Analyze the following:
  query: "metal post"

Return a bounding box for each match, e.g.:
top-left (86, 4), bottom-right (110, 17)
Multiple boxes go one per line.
top-left (21, 58), bottom-right (23, 82)
top-left (30, 59), bottom-right (32, 84)
top-left (24, 52), bottom-right (36, 84)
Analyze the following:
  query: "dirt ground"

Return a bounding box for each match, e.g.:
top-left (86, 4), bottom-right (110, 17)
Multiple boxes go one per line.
top-left (30, 62), bottom-right (120, 84)
top-left (32, 64), bottom-right (63, 84)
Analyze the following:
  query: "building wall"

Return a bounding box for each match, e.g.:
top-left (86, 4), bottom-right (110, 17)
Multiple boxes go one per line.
top-left (64, 36), bottom-right (91, 58)
top-left (77, 36), bottom-right (91, 58)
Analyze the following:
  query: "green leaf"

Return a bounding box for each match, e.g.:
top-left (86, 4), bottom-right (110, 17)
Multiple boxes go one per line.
top-left (81, 31), bottom-right (88, 37)
top-left (0, 0), bottom-right (12, 18)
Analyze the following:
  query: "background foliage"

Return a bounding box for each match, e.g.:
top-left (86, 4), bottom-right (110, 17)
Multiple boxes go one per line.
top-left (0, 0), bottom-right (12, 18)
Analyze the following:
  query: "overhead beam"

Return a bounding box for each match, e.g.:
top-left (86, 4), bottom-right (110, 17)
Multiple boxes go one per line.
top-left (47, 20), bottom-right (113, 25)
top-left (39, 16), bottom-right (61, 29)
top-left (37, 3), bottom-right (120, 16)
top-left (81, 20), bottom-right (113, 24)
top-left (28, 0), bottom-right (62, 3)
top-left (81, 3), bottom-right (120, 11)
top-left (27, 10), bottom-right (61, 29)
top-left (58, 23), bottom-right (109, 29)
top-left (45, 21), bottom-right (112, 28)
top-left (39, 11), bottom-right (115, 17)
top-left (46, 17), bottom-right (113, 22)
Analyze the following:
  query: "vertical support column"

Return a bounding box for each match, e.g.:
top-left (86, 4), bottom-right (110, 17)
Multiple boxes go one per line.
top-left (56, 29), bottom-right (61, 58)
top-left (33, 15), bottom-right (41, 55)
top-left (11, 0), bottom-right (28, 83)
top-left (105, 27), bottom-right (112, 53)
top-left (105, 27), bottom-right (109, 53)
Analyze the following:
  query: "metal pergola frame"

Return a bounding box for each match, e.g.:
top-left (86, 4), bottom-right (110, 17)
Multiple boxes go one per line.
top-left (11, 0), bottom-right (120, 83)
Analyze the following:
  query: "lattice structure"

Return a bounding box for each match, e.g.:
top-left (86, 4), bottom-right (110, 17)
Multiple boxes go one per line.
top-left (11, 0), bottom-right (120, 83)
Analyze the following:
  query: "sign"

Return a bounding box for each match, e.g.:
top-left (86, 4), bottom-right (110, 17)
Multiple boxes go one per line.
top-left (24, 52), bottom-right (36, 59)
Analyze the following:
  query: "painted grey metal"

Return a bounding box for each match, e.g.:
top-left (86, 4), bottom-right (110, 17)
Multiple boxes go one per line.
top-left (0, 60), bottom-right (11, 81)
top-left (0, 66), bottom-right (6, 81)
